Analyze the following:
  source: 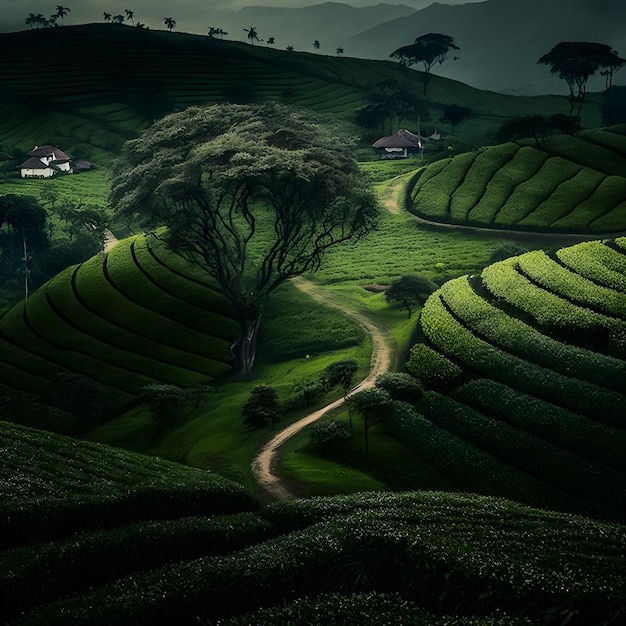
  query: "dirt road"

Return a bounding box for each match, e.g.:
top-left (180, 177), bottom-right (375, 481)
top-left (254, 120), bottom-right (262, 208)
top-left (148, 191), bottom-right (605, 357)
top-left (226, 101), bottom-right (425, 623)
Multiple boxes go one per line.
top-left (251, 277), bottom-right (392, 501)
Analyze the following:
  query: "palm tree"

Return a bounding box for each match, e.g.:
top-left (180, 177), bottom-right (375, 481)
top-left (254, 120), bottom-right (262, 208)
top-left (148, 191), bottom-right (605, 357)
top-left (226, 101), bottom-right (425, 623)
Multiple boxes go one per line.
top-left (208, 26), bottom-right (219, 38)
top-left (54, 5), bottom-right (70, 26)
top-left (267, 36), bottom-right (275, 47)
top-left (286, 45), bottom-right (294, 52)
top-left (125, 9), bottom-right (134, 25)
top-left (313, 39), bottom-right (320, 51)
top-left (164, 17), bottom-right (176, 33)
top-left (103, 12), bottom-right (111, 23)
top-left (336, 47), bottom-right (344, 56)
top-left (244, 26), bottom-right (259, 46)
top-left (218, 29), bottom-right (228, 40)
top-left (25, 13), bottom-right (38, 29)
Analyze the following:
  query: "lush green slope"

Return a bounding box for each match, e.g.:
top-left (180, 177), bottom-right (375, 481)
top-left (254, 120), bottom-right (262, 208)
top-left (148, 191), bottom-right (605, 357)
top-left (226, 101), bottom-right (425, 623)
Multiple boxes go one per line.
top-left (399, 237), bottom-right (626, 520)
top-left (0, 233), bottom-right (237, 408)
top-left (1, 420), bottom-right (624, 625)
top-left (0, 23), bottom-right (604, 169)
top-left (408, 125), bottom-right (626, 233)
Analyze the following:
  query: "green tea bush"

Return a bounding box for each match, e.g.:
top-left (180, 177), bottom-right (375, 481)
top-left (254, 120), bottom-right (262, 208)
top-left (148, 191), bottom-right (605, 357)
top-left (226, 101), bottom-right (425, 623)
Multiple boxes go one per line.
top-left (492, 157), bottom-right (581, 226)
top-left (309, 417), bottom-right (352, 453)
top-left (405, 343), bottom-right (461, 391)
top-left (453, 379), bottom-right (626, 473)
top-left (467, 147), bottom-right (549, 225)
top-left (557, 240), bottom-right (626, 292)
top-left (439, 275), bottom-right (626, 391)
top-left (517, 250), bottom-right (626, 318)
top-left (419, 291), bottom-right (626, 425)
top-left (448, 142), bottom-right (519, 222)
top-left (421, 392), bottom-right (626, 514)
top-left (1, 513), bottom-right (272, 621)
top-left (374, 372), bottom-right (424, 403)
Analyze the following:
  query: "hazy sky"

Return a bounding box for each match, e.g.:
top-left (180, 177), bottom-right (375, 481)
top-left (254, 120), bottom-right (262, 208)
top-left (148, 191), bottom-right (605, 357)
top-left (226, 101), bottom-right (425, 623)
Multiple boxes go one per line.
top-left (0, 0), bottom-right (472, 35)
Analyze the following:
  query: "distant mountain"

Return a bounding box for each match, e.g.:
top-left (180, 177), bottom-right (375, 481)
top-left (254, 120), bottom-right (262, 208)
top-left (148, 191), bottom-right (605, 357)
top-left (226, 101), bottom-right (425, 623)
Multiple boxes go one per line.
top-left (347, 0), bottom-right (626, 95)
top-left (228, 2), bottom-right (417, 53)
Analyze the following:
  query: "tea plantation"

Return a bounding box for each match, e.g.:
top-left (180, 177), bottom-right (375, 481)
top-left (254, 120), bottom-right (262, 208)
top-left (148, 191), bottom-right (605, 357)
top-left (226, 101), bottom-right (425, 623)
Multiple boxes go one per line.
top-left (0, 234), bottom-right (238, 409)
top-left (400, 237), bottom-right (626, 520)
top-left (1, 420), bottom-right (624, 625)
top-left (408, 125), bottom-right (626, 232)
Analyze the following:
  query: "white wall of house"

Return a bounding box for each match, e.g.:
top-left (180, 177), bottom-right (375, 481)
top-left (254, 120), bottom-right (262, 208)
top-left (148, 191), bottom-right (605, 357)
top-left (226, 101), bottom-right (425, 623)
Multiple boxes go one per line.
top-left (20, 167), bottom-right (55, 178)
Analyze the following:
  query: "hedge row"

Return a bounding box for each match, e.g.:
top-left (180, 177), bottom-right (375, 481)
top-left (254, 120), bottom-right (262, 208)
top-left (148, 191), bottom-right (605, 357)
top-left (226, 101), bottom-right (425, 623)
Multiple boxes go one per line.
top-left (481, 258), bottom-right (626, 355)
top-left (438, 275), bottom-right (626, 391)
top-left (466, 146), bottom-right (549, 225)
top-left (448, 142), bottom-right (520, 222)
top-left (516, 250), bottom-right (626, 319)
top-left (384, 401), bottom-right (610, 518)
top-left (556, 240), bottom-right (626, 292)
top-left (491, 156), bottom-right (582, 226)
top-left (16, 493), bottom-right (626, 625)
top-left (419, 292), bottom-right (626, 426)
top-left (1, 513), bottom-right (272, 621)
top-left (453, 379), bottom-right (626, 474)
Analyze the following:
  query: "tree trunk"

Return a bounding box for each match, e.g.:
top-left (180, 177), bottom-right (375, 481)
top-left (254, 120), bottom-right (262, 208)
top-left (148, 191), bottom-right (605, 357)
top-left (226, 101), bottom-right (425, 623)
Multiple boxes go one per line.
top-left (230, 316), bottom-right (262, 379)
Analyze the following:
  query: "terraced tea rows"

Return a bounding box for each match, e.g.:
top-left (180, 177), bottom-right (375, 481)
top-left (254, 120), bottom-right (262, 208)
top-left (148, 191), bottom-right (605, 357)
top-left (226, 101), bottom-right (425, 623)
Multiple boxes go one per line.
top-left (403, 237), bottom-right (626, 519)
top-left (0, 234), bottom-right (237, 405)
top-left (408, 126), bottom-right (626, 233)
top-left (2, 421), bottom-right (625, 625)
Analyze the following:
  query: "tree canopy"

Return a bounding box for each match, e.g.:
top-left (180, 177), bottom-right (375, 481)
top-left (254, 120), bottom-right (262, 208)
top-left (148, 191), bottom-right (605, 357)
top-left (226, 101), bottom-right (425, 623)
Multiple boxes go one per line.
top-left (109, 102), bottom-right (379, 376)
top-left (384, 274), bottom-right (437, 318)
top-left (390, 33), bottom-right (460, 99)
top-left (538, 41), bottom-right (624, 108)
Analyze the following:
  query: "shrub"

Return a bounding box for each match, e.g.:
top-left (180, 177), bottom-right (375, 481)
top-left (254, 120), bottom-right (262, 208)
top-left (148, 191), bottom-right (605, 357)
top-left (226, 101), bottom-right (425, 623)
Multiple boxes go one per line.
top-left (374, 372), bottom-right (423, 403)
top-left (405, 343), bottom-right (461, 391)
top-left (242, 385), bottom-right (282, 429)
top-left (309, 418), bottom-right (351, 453)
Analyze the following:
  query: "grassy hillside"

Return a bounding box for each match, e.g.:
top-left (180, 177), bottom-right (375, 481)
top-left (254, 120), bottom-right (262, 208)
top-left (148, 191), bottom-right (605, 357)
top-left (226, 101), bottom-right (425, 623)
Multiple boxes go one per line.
top-left (2, 420), bottom-right (625, 625)
top-left (394, 237), bottom-right (626, 520)
top-left (408, 125), bottom-right (626, 233)
top-left (0, 22), bottom-right (605, 170)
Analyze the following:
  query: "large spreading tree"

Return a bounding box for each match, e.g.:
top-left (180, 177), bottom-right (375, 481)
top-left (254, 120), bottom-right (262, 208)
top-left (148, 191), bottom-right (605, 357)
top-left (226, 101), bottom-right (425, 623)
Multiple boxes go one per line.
top-left (109, 103), bottom-right (379, 377)
top-left (390, 33), bottom-right (459, 100)
top-left (538, 41), bottom-right (624, 113)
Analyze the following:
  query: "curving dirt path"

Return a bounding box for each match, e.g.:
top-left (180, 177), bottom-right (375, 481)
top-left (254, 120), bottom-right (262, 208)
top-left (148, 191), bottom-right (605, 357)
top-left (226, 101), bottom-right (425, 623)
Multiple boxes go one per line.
top-left (251, 276), bottom-right (393, 501)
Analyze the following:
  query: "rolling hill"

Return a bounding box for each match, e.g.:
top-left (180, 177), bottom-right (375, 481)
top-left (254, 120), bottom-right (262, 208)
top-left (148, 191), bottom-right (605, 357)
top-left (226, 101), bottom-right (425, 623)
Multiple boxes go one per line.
top-left (0, 21), bottom-right (606, 170)
top-left (397, 237), bottom-right (626, 520)
top-left (407, 124), bottom-right (626, 233)
top-left (2, 419), bottom-right (625, 624)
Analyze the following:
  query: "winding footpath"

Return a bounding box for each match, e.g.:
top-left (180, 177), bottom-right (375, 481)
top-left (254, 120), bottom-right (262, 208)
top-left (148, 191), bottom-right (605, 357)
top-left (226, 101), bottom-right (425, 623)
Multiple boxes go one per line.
top-left (251, 277), bottom-right (393, 501)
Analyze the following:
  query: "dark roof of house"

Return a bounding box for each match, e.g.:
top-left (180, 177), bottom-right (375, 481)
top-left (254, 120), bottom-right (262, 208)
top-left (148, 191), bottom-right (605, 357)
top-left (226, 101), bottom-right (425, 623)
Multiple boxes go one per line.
top-left (29, 145), bottom-right (70, 161)
top-left (19, 157), bottom-right (54, 169)
top-left (373, 129), bottom-right (423, 149)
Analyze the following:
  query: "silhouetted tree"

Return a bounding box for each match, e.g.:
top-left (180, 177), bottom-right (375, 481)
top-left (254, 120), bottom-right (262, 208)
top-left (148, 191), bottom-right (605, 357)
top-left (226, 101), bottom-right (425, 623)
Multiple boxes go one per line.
top-left (244, 26), bottom-right (259, 46)
top-left (384, 274), bottom-right (437, 318)
top-left (112, 14), bottom-right (124, 24)
top-left (54, 5), bottom-right (70, 26)
top-left (164, 17), bottom-right (176, 33)
top-left (286, 44), bottom-right (294, 51)
top-left (267, 36), bottom-right (275, 47)
top-left (125, 9), bottom-right (134, 25)
top-left (109, 103), bottom-right (379, 377)
top-left (336, 47), bottom-right (344, 56)
top-left (103, 12), bottom-right (111, 23)
top-left (313, 39), bottom-right (320, 50)
top-left (495, 113), bottom-right (581, 147)
top-left (208, 26), bottom-right (219, 38)
top-left (440, 103), bottom-right (472, 134)
top-left (349, 387), bottom-right (390, 456)
top-left (538, 41), bottom-right (624, 113)
top-left (391, 33), bottom-right (460, 100)
top-left (242, 385), bottom-right (282, 428)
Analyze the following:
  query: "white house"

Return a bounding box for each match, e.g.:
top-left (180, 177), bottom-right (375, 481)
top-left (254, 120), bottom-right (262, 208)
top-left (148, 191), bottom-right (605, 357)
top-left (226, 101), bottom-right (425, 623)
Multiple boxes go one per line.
top-left (19, 145), bottom-right (72, 178)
